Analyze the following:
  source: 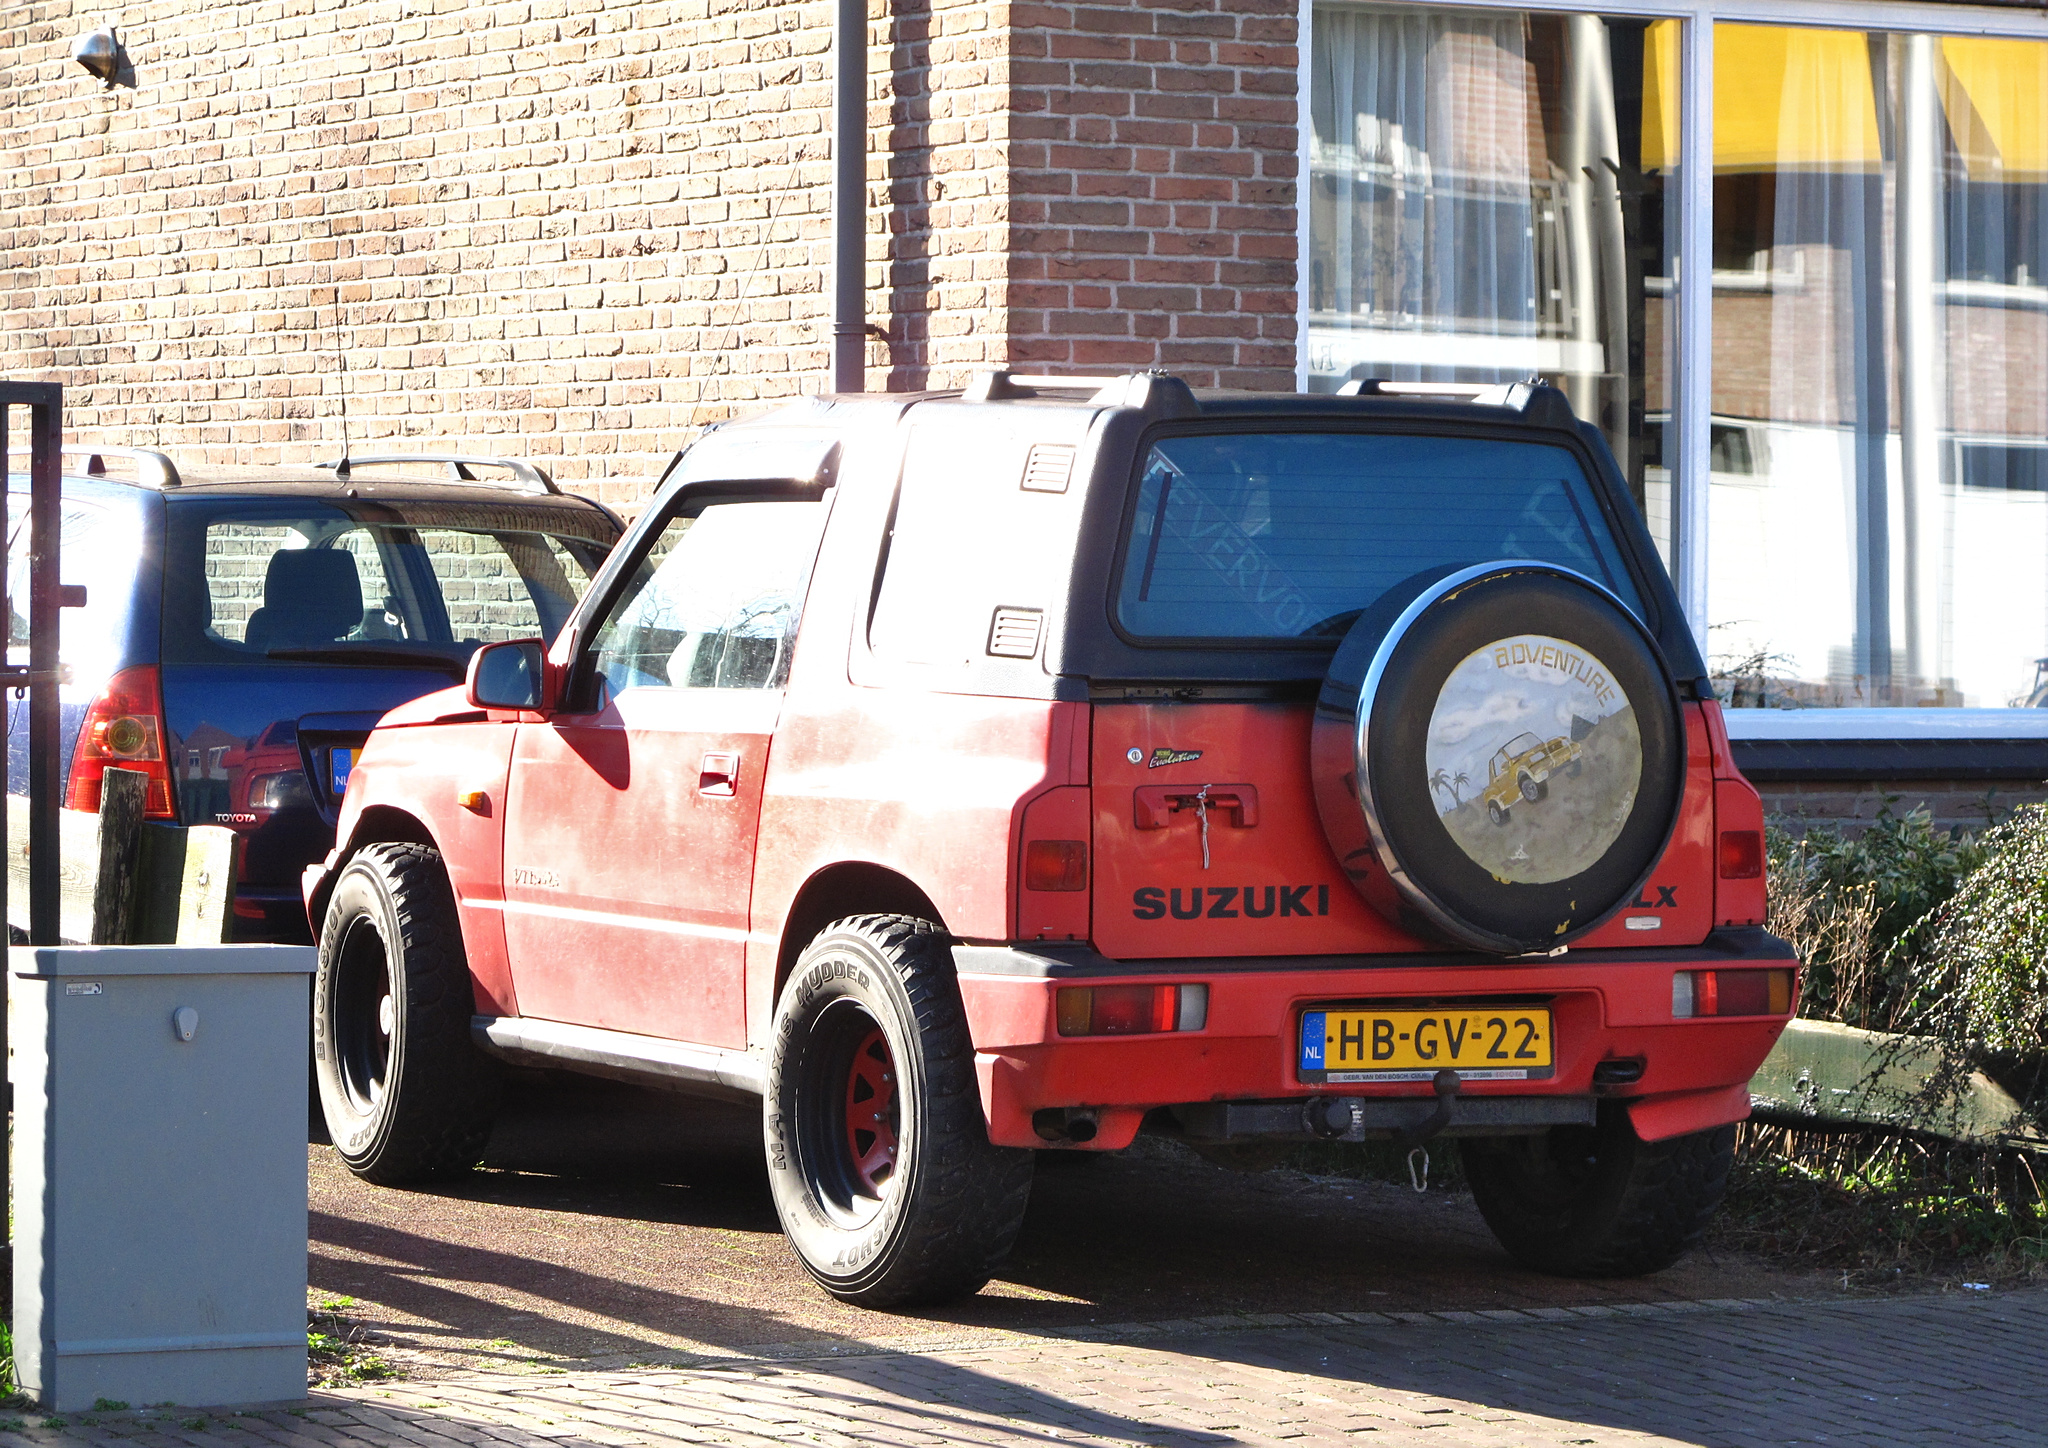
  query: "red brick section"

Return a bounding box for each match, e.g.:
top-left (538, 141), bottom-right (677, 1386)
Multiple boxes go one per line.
top-left (0, 0), bottom-right (1039, 509)
top-left (0, 0), bottom-right (1302, 506)
top-left (1005, 0), bottom-right (1300, 389)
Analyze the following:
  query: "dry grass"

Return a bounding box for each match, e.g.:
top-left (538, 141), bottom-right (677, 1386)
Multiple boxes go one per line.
top-left (1713, 1121), bottom-right (2048, 1286)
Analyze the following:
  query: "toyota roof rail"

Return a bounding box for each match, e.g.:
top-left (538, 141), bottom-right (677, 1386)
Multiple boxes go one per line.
top-left (4, 444), bottom-right (183, 489)
top-left (316, 454), bottom-right (560, 495)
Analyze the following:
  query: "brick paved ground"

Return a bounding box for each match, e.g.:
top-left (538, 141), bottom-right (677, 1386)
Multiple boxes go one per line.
top-left (14, 1288), bottom-right (2045, 1447)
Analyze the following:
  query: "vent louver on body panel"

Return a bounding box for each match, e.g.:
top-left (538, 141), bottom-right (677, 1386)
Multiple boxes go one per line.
top-left (1020, 444), bottom-right (1075, 493)
top-left (987, 607), bottom-right (1044, 659)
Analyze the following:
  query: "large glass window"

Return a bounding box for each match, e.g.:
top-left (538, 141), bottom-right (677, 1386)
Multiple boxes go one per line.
top-left (1700, 26), bottom-right (2048, 710)
top-left (1308, 6), bottom-right (1678, 550)
top-left (1309, 8), bottom-right (2048, 715)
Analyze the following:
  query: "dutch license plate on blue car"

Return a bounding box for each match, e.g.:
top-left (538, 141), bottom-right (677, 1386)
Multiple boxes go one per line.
top-left (331, 748), bottom-right (355, 798)
top-left (1299, 1007), bottom-right (1555, 1083)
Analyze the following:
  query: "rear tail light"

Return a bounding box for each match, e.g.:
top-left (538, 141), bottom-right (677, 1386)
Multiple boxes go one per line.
top-left (67, 665), bottom-right (176, 819)
top-left (1672, 968), bottom-right (1792, 1018)
top-left (1718, 830), bottom-right (1763, 879)
top-left (1025, 840), bottom-right (1087, 891)
top-left (1056, 983), bottom-right (1208, 1036)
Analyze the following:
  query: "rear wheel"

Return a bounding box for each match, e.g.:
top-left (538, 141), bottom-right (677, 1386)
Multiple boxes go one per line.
top-left (766, 914), bottom-right (1034, 1307)
top-left (1517, 771), bottom-right (1545, 803)
top-left (1462, 1105), bottom-right (1734, 1277)
top-left (314, 842), bottom-right (500, 1183)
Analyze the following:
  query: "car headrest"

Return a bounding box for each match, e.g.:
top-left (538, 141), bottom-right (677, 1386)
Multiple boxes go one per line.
top-left (261, 548), bottom-right (364, 641)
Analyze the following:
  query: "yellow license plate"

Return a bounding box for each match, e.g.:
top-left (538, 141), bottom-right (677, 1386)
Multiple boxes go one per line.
top-left (1299, 1007), bottom-right (1554, 1082)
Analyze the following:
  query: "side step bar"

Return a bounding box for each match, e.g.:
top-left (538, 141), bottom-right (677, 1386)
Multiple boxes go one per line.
top-left (472, 1015), bottom-right (766, 1104)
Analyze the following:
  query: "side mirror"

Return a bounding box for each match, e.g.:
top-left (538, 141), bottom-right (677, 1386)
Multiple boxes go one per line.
top-left (466, 638), bottom-right (552, 712)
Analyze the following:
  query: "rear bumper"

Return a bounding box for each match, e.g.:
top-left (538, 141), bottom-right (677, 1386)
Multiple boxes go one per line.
top-left (954, 928), bottom-right (1794, 1149)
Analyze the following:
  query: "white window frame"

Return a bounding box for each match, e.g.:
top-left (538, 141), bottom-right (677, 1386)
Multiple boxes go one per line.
top-left (1296, 0), bottom-right (2048, 738)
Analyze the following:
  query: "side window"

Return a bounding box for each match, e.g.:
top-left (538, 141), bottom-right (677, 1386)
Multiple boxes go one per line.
top-left (589, 498), bottom-right (827, 697)
top-left (416, 528), bottom-right (557, 644)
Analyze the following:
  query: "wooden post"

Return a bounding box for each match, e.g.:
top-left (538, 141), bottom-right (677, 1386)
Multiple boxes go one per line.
top-left (11, 805), bottom-right (239, 946)
top-left (89, 767), bottom-right (149, 945)
top-left (175, 826), bottom-right (238, 945)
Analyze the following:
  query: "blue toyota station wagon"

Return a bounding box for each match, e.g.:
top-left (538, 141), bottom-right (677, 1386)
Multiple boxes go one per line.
top-left (6, 446), bottom-right (621, 941)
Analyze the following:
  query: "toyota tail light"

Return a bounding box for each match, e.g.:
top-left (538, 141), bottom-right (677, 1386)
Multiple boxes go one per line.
top-left (67, 664), bottom-right (176, 819)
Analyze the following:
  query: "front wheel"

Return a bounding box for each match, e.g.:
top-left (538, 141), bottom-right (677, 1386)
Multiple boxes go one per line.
top-left (1462, 1105), bottom-right (1734, 1276)
top-left (314, 842), bottom-right (501, 1183)
top-left (765, 914), bottom-right (1034, 1307)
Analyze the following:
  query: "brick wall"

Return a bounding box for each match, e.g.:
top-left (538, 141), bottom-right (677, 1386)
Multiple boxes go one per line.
top-left (1004, 0), bottom-right (1299, 387)
top-left (0, 0), bottom-right (1011, 511)
top-left (1, 0), bottom-right (1305, 506)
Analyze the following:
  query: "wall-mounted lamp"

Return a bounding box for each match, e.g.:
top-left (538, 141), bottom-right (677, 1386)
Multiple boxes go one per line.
top-left (71, 25), bottom-right (131, 88)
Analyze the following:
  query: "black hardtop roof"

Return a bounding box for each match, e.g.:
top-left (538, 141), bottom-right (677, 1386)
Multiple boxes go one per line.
top-left (737, 372), bottom-right (1587, 436)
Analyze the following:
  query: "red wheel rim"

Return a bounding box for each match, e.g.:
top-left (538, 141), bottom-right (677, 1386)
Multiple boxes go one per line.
top-left (843, 1026), bottom-right (899, 1196)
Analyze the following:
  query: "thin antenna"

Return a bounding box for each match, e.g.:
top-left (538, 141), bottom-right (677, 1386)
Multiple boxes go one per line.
top-left (330, 257), bottom-right (352, 468)
top-left (682, 180), bottom-right (798, 434)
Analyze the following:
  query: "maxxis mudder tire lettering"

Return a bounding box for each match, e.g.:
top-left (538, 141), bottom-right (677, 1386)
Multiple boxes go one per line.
top-left (1461, 1105), bottom-right (1735, 1277)
top-left (766, 914), bottom-right (1035, 1308)
top-left (314, 841), bottom-right (501, 1183)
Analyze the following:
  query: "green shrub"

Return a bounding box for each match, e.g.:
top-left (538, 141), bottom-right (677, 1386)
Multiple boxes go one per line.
top-left (1906, 804), bottom-right (2048, 1116)
top-left (1767, 801), bottom-right (1989, 1029)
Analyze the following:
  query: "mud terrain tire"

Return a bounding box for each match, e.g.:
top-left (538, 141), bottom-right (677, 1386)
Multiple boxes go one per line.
top-left (315, 842), bottom-right (501, 1183)
top-left (1462, 1105), bottom-right (1734, 1276)
top-left (766, 914), bottom-right (1034, 1307)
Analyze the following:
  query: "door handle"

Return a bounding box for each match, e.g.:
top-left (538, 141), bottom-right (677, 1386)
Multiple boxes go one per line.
top-left (699, 751), bottom-right (739, 797)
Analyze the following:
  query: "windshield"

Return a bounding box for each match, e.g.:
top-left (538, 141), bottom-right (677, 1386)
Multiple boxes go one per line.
top-left (162, 498), bottom-right (614, 668)
top-left (1114, 432), bottom-right (1642, 641)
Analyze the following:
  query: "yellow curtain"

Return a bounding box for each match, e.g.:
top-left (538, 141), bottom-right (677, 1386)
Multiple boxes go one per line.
top-left (1939, 37), bottom-right (2048, 181)
top-left (1642, 22), bottom-right (1884, 174)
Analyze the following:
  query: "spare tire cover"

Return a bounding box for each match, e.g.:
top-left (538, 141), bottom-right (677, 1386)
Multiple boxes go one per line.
top-left (1311, 562), bottom-right (1685, 954)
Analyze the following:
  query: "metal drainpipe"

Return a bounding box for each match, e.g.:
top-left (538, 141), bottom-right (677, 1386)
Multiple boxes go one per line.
top-left (831, 0), bottom-right (867, 394)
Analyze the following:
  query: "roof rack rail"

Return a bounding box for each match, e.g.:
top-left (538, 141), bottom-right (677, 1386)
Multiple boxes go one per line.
top-left (964, 368), bottom-right (1200, 419)
top-left (1336, 376), bottom-right (1578, 428)
top-left (4, 444), bottom-right (182, 489)
top-left (316, 455), bottom-right (559, 495)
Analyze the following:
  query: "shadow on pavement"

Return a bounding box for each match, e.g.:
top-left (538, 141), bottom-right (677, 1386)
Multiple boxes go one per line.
top-left (309, 1075), bottom-right (1836, 1377)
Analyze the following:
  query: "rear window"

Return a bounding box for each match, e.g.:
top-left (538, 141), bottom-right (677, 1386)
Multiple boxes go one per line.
top-left (162, 498), bottom-right (615, 668)
top-left (1114, 432), bottom-right (1642, 641)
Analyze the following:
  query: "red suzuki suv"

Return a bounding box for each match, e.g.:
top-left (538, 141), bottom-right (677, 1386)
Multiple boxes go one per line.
top-left (305, 373), bottom-right (1793, 1307)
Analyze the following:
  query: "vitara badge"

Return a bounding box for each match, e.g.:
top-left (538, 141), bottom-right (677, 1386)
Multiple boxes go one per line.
top-left (1425, 634), bottom-right (1642, 885)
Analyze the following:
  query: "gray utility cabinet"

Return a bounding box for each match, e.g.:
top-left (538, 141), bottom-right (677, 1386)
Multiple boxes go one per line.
top-left (11, 945), bottom-right (315, 1411)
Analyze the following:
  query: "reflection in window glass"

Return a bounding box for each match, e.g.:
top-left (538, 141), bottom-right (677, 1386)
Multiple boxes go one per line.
top-left (1700, 27), bottom-right (2048, 708)
top-left (1307, 6), bottom-right (1678, 554)
top-left (591, 500), bottom-right (827, 694)
top-left (1114, 433), bottom-right (1640, 639)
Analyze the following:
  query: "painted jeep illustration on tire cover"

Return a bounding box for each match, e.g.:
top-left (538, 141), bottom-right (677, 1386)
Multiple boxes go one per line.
top-left (304, 373), bottom-right (1795, 1307)
top-left (1479, 730), bottom-right (1582, 825)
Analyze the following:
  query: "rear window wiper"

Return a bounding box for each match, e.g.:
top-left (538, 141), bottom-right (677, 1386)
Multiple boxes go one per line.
top-left (266, 645), bottom-right (469, 679)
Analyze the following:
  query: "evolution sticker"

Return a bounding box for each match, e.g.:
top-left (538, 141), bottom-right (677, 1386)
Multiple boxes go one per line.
top-left (1425, 633), bottom-right (1643, 885)
top-left (1147, 747), bottom-right (1203, 768)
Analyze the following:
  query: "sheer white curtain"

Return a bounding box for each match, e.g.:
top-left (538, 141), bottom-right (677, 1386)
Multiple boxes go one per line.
top-left (1310, 7), bottom-right (1543, 358)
